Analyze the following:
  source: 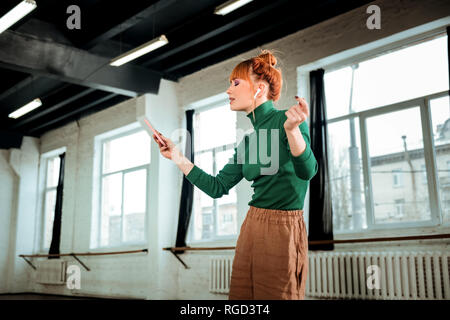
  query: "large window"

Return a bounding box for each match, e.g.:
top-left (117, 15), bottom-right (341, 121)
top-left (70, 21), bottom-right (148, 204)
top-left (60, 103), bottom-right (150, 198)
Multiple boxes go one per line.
top-left (188, 103), bottom-right (238, 242)
top-left (324, 33), bottom-right (449, 233)
top-left (95, 129), bottom-right (150, 248)
top-left (40, 152), bottom-right (63, 251)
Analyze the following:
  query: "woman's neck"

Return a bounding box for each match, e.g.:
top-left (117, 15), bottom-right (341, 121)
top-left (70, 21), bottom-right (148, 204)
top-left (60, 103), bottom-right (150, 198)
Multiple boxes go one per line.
top-left (245, 97), bottom-right (268, 114)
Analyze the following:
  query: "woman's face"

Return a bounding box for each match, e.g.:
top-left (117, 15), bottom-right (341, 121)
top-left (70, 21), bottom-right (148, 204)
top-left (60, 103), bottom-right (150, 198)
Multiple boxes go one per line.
top-left (226, 77), bottom-right (255, 113)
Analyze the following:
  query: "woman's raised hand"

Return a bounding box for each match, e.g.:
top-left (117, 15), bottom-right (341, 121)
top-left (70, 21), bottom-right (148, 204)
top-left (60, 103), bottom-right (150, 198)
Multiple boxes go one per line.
top-left (152, 130), bottom-right (183, 163)
top-left (283, 96), bottom-right (309, 132)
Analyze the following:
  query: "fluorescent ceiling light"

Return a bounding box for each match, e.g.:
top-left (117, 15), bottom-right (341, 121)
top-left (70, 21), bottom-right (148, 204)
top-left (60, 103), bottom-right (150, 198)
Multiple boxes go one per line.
top-left (214, 0), bottom-right (253, 15)
top-left (110, 35), bottom-right (169, 67)
top-left (8, 98), bottom-right (42, 119)
top-left (0, 0), bottom-right (37, 34)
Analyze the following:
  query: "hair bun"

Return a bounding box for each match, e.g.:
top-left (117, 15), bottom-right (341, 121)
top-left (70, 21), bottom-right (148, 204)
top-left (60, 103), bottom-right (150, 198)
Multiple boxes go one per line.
top-left (257, 49), bottom-right (277, 67)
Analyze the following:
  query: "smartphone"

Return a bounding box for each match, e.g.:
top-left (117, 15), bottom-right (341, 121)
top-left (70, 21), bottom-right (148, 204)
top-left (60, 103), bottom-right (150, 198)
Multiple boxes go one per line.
top-left (137, 115), bottom-right (167, 147)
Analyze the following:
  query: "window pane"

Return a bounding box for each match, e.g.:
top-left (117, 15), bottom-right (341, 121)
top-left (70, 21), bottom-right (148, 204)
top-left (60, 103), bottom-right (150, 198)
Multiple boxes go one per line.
top-left (352, 36), bottom-right (448, 112)
top-left (325, 35), bottom-right (448, 119)
top-left (194, 104), bottom-right (236, 152)
top-left (196, 151), bottom-right (214, 208)
top-left (216, 148), bottom-right (238, 236)
top-left (193, 151), bottom-right (214, 241)
top-left (103, 130), bottom-right (150, 174)
top-left (43, 189), bottom-right (56, 249)
top-left (101, 173), bottom-right (122, 247)
top-left (324, 67), bottom-right (354, 119)
top-left (328, 119), bottom-right (367, 232)
top-left (430, 95), bottom-right (450, 223)
top-left (123, 169), bottom-right (146, 243)
top-left (367, 107), bottom-right (431, 224)
top-left (190, 103), bottom-right (238, 242)
top-left (46, 156), bottom-right (60, 188)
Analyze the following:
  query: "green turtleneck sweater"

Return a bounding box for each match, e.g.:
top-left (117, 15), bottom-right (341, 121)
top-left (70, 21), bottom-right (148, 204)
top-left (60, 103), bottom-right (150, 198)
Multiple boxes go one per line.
top-left (185, 100), bottom-right (318, 210)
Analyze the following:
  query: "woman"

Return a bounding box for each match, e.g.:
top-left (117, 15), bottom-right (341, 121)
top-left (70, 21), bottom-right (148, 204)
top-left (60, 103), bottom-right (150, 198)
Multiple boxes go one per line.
top-left (152, 49), bottom-right (318, 300)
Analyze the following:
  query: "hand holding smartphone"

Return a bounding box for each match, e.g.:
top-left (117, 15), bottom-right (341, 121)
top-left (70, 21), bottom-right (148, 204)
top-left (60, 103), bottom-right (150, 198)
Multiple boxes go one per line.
top-left (138, 115), bottom-right (167, 147)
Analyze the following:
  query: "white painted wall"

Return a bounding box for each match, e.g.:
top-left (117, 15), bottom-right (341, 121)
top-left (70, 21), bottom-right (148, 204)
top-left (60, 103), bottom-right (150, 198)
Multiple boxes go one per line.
top-left (1, 0), bottom-right (449, 299)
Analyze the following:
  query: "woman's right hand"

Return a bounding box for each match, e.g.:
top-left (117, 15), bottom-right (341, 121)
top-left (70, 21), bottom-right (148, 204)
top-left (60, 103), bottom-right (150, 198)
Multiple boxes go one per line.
top-left (152, 131), bottom-right (183, 163)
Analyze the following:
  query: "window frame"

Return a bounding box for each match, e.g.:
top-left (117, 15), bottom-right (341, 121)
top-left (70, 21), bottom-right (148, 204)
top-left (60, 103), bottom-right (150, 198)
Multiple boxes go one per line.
top-left (297, 24), bottom-right (450, 236)
top-left (327, 90), bottom-right (446, 232)
top-left (392, 168), bottom-right (403, 188)
top-left (95, 127), bottom-right (150, 249)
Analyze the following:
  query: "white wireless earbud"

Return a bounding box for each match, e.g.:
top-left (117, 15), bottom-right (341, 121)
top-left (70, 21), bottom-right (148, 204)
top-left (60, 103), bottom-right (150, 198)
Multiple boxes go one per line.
top-left (254, 88), bottom-right (261, 99)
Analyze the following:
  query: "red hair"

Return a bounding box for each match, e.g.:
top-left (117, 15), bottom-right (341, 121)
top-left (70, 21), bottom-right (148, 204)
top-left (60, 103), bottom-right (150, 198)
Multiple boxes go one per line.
top-left (229, 49), bottom-right (283, 102)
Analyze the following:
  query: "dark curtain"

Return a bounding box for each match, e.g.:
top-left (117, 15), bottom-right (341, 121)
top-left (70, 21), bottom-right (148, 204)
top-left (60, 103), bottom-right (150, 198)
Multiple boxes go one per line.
top-left (447, 27), bottom-right (449, 91)
top-left (308, 69), bottom-right (334, 251)
top-left (174, 110), bottom-right (195, 254)
top-left (49, 152), bottom-right (66, 259)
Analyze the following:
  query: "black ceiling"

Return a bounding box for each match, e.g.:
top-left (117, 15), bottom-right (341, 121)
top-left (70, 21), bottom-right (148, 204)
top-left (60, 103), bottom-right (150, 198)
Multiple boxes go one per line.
top-left (0, 0), bottom-right (373, 145)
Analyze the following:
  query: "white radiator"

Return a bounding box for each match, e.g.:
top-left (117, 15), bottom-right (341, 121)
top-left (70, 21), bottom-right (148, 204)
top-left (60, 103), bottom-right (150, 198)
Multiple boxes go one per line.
top-left (306, 251), bottom-right (450, 300)
top-left (36, 260), bottom-right (67, 285)
top-left (209, 256), bottom-right (233, 294)
top-left (208, 251), bottom-right (450, 299)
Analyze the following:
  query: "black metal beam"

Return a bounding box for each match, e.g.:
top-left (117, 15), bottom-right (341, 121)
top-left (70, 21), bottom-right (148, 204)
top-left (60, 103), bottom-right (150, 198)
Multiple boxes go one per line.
top-left (0, 130), bottom-right (23, 149)
top-left (0, 77), bottom-right (65, 118)
top-left (163, 0), bottom-right (369, 74)
top-left (0, 30), bottom-right (162, 97)
top-left (28, 92), bottom-right (119, 135)
top-left (9, 88), bottom-right (96, 129)
top-left (81, 0), bottom-right (178, 50)
top-left (142, 0), bottom-right (289, 67)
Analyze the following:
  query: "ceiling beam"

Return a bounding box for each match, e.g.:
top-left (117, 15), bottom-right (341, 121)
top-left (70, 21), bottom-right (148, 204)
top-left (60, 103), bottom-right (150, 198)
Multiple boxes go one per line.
top-left (0, 130), bottom-right (23, 149)
top-left (0, 77), bottom-right (64, 117)
top-left (28, 93), bottom-right (120, 135)
top-left (142, 0), bottom-right (289, 67)
top-left (0, 30), bottom-right (162, 97)
top-left (8, 88), bottom-right (96, 129)
top-left (81, 0), bottom-right (178, 50)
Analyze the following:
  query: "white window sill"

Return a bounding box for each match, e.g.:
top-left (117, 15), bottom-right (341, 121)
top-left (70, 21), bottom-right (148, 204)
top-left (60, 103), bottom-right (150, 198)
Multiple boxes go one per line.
top-left (332, 224), bottom-right (450, 248)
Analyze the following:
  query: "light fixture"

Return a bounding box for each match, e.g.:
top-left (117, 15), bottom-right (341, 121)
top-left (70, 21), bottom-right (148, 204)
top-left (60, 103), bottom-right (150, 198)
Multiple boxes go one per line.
top-left (214, 0), bottom-right (253, 16)
top-left (110, 35), bottom-right (169, 67)
top-left (8, 98), bottom-right (42, 119)
top-left (0, 0), bottom-right (37, 34)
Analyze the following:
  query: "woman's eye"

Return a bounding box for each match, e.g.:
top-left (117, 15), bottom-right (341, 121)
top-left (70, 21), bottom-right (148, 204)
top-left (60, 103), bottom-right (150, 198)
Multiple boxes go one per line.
top-left (234, 80), bottom-right (239, 86)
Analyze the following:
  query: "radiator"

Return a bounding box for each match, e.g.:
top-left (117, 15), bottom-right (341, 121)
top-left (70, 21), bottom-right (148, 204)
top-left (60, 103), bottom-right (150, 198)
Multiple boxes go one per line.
top-left (209, 256), bottom-right (233, 294)
top-left (209, 251), bottom-right (450, 299)
top-left (36, 260), bottom-right (67, 285)
top-left (306, 251), bottom-right (450, 300)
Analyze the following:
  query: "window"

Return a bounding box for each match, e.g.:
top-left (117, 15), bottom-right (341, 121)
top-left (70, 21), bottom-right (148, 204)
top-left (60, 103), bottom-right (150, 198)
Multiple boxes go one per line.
top-left (392, 169), bottom-right (403, 188)
top-left (40, 152), bottom-right (63, 250)
top-left (95, 129), bottom-right (150, 248)
top-left (421, 164), bottom-right (427, 185)
top-left (324, 33), bottom-right (449, 233)
top-left (188, 103), bottom-right (238, 242)
top-left (393, 199), bottom-right (405, 218)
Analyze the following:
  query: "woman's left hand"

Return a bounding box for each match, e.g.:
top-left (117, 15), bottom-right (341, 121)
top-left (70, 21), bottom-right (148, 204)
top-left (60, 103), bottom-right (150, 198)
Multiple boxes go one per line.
top-left (284, 96), bottom-right (309, 132)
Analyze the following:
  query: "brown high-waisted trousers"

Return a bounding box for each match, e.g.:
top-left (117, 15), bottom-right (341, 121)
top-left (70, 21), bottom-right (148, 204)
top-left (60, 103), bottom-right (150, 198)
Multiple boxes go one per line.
top-left (228, 206), bottom-right (308, 300)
